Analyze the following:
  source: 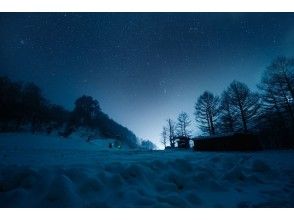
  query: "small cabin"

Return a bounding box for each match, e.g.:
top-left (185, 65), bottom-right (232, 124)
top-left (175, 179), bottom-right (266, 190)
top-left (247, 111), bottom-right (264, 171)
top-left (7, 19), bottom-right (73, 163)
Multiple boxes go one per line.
top-left (192, 133), bottom-right (262, 151)
top-left (164, 136), bottom-right (191, 150)
top-left (164, 145), bottom-right (173, 150)
top-left (175, 136), bottom-right (190, 149)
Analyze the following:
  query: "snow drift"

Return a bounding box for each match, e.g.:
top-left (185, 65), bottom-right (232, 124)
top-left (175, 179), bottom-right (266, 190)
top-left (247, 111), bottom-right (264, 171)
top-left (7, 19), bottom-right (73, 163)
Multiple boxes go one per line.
top-left (0, 133), bottom-right (294, 207)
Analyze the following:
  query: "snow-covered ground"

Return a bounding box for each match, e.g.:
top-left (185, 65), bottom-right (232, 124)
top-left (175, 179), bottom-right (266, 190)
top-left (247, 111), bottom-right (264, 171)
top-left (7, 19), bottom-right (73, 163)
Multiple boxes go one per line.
top-left (0, 133), bottom-right (294, 207)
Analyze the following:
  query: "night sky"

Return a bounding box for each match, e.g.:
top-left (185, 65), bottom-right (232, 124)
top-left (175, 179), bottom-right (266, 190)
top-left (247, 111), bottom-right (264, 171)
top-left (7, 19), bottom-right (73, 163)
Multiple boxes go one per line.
top-left (1, 13), bottom-right (294, 147)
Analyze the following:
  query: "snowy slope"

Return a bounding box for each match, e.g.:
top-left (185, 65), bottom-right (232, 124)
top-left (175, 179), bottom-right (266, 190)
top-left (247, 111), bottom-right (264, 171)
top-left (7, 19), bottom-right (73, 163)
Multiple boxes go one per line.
top-left (0, 133), bottom-right (294, 207)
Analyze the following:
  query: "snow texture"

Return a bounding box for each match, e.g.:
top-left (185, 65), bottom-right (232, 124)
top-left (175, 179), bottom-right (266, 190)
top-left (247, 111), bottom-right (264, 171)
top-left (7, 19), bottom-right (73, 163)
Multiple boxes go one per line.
top-left (0, 133), bottom-right (294, 207)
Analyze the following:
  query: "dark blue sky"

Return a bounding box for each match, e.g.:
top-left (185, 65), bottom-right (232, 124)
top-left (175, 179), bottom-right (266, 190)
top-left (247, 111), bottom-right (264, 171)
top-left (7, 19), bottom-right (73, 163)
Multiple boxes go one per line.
top-left (1, 13), bottom-right (294, 147)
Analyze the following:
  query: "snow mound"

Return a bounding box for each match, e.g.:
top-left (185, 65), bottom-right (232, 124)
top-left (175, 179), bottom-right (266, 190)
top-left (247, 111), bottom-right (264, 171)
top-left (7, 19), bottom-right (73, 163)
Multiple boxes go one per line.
top-left (251, 159), bottom-right (271, 173)
top-left (0, 133), bottom-right (294, 207)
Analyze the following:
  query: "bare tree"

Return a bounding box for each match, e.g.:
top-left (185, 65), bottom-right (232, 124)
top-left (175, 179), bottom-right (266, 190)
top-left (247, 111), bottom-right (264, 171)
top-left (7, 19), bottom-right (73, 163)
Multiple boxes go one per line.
top-left (218, 90), bottom-right (236, 133)
top-left (194, 91), bottom-right (219, 135)
top-left (258, 57), bottom-right (294, 127)
top-left (160, 126), bottom-right (168, 148)
top-left (226, 80), bottom-right (260, 132)
top-left (167, 118), bottom-right (176, 147)
top-left (176, 112), bottom-right (192, 137)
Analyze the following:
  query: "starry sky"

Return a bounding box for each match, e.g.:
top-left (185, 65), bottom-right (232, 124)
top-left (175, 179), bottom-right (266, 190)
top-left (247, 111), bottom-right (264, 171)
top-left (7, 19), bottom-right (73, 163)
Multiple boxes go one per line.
top-left (1, 13), bottom-right (294, 147)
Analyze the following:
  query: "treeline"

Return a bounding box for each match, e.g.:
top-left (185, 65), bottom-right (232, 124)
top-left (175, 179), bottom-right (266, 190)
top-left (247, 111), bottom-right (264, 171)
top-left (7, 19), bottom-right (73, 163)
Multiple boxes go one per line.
top-left (161, 56), bottom-right (294, 149)
top-left (0, 76), bottom-right (139, 148)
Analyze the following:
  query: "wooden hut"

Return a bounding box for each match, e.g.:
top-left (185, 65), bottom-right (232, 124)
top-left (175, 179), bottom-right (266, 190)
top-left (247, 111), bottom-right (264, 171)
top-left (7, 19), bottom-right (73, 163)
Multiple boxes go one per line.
top-left (175, 136), bottom-right (191, 149)
top-left (192, 133), bottom-right (262, 151)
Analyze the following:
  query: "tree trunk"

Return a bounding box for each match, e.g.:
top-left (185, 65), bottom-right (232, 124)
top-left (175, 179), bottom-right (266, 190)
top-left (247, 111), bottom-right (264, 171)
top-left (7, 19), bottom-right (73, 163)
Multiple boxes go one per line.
top-left (209, 113), bottom-right (215, 135)
top-left (240, 108), bottom-right (247, 133)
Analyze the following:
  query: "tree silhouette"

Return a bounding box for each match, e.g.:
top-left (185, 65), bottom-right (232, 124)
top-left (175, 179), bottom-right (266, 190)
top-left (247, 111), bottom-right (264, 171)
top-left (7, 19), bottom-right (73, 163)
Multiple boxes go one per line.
top-left (161, 126), bottom-right (168, 148)
top-left (72, 95), bottom-right (101, 128)
top-left (167, 118), bottom-right (176, 147)
top-left (0, 76), bottom-right (23, 130)
top-left (218, 90), bottom-right (236, 133)
top-left (176, 112), bottom-right (192, 137)
top-left (141, 139), bottom-right (157, 150)
top-left (0, 76), bottom-right (139, 148)
top-left (225, 81), bottom-right (260, 132)
top-left (258, 57), bottom-right (294, 129)
top-left (194, 91), bottom-right (219, 135)
top-left (22, 83), bottom-right (47, 132)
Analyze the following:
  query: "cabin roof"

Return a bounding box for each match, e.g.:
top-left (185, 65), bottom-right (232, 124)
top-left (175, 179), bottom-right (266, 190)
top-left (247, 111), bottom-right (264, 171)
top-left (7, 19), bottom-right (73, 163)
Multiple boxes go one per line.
top-left (192, 133), bottom-right (253, 141)
top-left (174, 136), bottom-right (190, 140)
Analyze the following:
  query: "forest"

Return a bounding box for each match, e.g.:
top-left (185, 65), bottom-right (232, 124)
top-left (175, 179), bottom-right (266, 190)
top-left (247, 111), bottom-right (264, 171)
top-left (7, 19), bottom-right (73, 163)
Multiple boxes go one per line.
top-left (0, 77), bottom-right (139, 148)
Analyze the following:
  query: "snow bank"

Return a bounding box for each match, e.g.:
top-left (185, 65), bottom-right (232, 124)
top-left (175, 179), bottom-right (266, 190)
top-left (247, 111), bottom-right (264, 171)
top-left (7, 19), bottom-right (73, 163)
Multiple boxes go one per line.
top-left (0, 133), bottom-right (294, 207)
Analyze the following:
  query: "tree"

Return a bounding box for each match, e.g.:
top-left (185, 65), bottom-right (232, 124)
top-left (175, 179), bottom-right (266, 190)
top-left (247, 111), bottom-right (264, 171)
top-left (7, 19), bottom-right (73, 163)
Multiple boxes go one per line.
top-left (167, 118), bottom-right (176, 147)
top-left (47, 104), bottom-right (70, 129)
top-left (225, 80), bottom-right (260, 132)
top-left (0, 76), bottom-right (23, 130)
top-left (176, 112), bottom-right (192, 137)
top-left (64, 95), bottom-right (139, 148)
top-left (22, 83), bottom-right (47, 132)
top-left (0, 76), bottom-right (140, 148)
top-left (258, 57), bottom-right (294, 128)
top-left (194, 91), bottom-right (219, 135)
top-left (141, 139), bottom-right (157, 150)
top-left (218, 90), bottom-right (236, 133)
top-left (0, 76), bottom-right (70, 132)
top-left (161, 126), bottom-right (168, 148)
top-left (96, 111), bottom-right (139, 148)
top-left (72, 95), bottom-right (101, 128)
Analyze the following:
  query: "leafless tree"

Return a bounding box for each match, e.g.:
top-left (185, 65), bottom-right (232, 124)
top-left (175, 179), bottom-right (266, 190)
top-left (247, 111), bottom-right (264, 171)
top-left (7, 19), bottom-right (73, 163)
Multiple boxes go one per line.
top-left (226, 80), bottom-right (260, 132)
top-left (167, 118), bottom-right (176, 147)
top-left (218, 90), bottom-right (236, 133)
top-left (160, 126), bottom-right (168, 148)
top-left (176, 112), bottom-right (192, 137)
top-left (258, 57), bottom-right (294, 128)
top-left (194, 91), bottom-right (219, 135)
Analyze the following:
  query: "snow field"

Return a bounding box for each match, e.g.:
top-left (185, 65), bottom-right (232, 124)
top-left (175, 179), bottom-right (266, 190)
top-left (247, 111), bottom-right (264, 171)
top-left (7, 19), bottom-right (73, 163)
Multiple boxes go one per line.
top-left (0, 133), bottom-right (294, 207)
